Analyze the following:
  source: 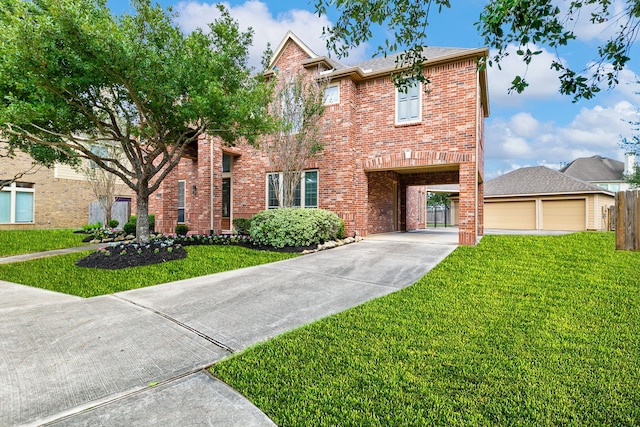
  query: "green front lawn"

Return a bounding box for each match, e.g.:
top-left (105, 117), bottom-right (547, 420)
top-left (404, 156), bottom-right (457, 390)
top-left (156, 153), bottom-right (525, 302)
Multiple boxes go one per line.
top-left (211, 232), bottom-right (640, 426)
top-left (0, 229), bottom-right (88, 257)
top-left (0, 245), bottom-right (298, 297)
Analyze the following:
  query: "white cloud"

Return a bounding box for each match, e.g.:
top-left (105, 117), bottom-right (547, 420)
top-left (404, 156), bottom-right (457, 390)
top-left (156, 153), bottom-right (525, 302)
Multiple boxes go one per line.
top-left (174, 0), bottom-right (367, 69)
top-left (561, 0), bottom-right (629, 42)
top-left (486, 98), bottom-right (640, 178)
top-left (487, 44), bottom-right (564, 106)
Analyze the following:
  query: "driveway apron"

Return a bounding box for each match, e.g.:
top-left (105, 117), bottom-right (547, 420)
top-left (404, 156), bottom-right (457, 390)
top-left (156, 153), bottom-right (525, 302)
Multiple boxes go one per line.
top-left (0, 237), bottom-right (456, 426)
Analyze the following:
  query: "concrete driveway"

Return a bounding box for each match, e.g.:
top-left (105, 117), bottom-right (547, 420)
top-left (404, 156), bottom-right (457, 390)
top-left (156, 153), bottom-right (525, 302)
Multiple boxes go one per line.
top-left (0, 236), bottom-right (456, 426)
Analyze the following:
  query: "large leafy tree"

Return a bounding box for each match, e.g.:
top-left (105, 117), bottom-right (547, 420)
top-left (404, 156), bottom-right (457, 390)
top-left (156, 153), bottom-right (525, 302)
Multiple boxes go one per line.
top-left (314, 0), bottom-right (640, 100)
top-left (0, 0), bottom-right (271, 243)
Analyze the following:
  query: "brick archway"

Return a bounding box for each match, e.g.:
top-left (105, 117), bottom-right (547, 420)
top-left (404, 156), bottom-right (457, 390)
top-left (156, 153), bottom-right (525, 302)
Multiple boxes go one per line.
top-left (361, 150), bottom-right (473, 172)
top-left (362, 150), bottom-right (481, 245)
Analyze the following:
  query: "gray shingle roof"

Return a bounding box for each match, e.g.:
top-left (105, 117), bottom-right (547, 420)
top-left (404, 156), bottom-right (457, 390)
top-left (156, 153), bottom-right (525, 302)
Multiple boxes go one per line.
top-left (559, 155), bottom-right (624, 182)
top-left (485, 166), bottom-right (612, 197)
top-left (350, 47), bottom-right (476, 72)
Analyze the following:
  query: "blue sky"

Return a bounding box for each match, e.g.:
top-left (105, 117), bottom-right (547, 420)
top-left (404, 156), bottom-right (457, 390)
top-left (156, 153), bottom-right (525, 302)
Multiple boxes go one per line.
top-left (108, 0), bottom-right (640, 179)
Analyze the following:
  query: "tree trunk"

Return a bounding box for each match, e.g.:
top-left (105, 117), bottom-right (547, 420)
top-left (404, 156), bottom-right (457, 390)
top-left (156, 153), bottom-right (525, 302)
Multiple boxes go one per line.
top-left (136, 188), bottom-right (151, 244)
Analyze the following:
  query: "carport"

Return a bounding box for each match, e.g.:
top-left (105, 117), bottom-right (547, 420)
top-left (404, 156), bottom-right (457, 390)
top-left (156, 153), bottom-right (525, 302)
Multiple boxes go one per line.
top-left (362, 149), bottom-right (483, 245)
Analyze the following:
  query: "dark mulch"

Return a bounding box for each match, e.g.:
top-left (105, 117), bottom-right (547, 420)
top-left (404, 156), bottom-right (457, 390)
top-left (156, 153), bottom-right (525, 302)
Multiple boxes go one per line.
top-left (75, 238), bottom-right (315, 270)
top-left (232, 240), bottom-right (315, 253)
top-left (75, 243), bottom-right (187, 270)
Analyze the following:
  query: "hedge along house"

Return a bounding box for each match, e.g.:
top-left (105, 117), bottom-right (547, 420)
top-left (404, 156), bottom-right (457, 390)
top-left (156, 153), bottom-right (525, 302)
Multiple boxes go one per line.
top-left (149, 32), bottom-right (489, 245)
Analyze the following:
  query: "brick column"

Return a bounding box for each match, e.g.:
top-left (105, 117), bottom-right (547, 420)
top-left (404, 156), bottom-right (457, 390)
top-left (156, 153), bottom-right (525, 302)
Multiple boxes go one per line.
top-left (458, 162), bottom-right (478, 245)
top-left (399, 184), bottom-right (407, 232)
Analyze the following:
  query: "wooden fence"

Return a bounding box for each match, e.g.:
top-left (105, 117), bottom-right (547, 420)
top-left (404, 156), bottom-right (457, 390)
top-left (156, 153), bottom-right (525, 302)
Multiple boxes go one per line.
top-left (615, 190), bottom-right (640, 250)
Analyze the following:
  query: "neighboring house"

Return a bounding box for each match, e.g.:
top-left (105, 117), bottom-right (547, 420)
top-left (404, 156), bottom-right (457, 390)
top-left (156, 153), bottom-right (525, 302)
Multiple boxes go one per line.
top-left (560, 154), bottom-right (636, 192)
top-left (484, 166), bottom-right (614, 231)
top-left (0, 144), bottom-right (132, 229)
top-left (149, 32), bottom-right (489, 245)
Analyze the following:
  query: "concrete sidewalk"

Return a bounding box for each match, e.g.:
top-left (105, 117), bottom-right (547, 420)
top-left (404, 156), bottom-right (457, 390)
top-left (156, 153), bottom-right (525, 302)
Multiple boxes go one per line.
top-left (0, 237), bottom-right (457, 426)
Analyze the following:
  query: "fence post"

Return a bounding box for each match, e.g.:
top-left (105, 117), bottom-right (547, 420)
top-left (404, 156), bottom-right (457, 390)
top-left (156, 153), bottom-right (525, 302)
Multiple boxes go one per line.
top-left (616, 190), bottom-right (640, 250)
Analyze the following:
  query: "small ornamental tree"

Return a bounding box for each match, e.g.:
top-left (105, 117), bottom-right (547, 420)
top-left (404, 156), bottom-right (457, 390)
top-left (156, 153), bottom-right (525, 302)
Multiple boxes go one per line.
top-left (81, 143), bottom-right (121, 226)
top-left (264, 71), bottom-right (328, 208)
top-left (0, 0), bottom-right (272, 243)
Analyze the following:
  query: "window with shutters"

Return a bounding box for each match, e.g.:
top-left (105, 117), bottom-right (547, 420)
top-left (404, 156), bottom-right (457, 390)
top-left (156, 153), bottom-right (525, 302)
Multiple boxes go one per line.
top-left (395, 80), bottom-right (421, 125)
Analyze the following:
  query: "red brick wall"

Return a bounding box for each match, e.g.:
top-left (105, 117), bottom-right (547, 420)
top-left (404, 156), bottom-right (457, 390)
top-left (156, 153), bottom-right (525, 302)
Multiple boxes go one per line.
top-left (406, 186), bottom-right (426, 230)
top-left (151, 37), bottom-right (485, 245)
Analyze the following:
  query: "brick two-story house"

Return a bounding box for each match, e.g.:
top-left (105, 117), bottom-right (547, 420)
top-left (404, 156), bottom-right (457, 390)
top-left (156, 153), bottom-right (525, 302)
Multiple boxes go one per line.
top-left (150, 32), bottom-right (488, 245)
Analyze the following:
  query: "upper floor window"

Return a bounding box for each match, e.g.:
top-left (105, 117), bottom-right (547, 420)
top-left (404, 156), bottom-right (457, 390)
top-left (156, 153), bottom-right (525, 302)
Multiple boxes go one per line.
top-left (396, 80), bottom-right (421, 124)
top-left (89, 144), bottom-right (108, 169)
top-left (323, 84), bottom-right (340, 105)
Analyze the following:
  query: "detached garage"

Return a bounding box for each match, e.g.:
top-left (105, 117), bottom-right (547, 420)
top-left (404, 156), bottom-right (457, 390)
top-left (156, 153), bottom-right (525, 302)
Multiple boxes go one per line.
top-left (484, 166), bottom-right (614, 231)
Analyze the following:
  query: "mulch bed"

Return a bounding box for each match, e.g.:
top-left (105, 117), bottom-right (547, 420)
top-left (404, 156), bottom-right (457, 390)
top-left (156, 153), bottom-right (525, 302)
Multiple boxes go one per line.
top-left (75, 243), bottom-right (187, 270)
top-left (75, 239), bottom-right (315, 270)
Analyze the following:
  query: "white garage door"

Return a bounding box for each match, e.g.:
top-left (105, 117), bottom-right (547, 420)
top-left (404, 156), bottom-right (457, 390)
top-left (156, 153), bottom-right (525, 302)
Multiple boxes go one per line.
top-left (541, 199), bottom-right (586, 231)
top-left (485, 200), bottom-right (536, 230)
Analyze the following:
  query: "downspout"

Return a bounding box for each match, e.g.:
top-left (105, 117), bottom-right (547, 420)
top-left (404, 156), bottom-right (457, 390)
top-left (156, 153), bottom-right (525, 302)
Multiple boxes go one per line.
top-left (209, 136), bottom-right (214, 235)
top-left (475, 70), bottom-right (480, 243)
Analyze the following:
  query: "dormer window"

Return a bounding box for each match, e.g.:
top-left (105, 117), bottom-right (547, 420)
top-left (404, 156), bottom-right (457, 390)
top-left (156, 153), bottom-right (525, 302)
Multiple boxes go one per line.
top-left (396, 80), bottom-right (421, 125)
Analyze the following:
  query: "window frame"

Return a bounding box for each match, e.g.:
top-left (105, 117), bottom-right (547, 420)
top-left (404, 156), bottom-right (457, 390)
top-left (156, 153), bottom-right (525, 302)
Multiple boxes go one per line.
top-left (395, 79), bottom-right (422, 125)
top-left (177, 180), bottom-right (186, 224)
top-left (323, 84), bottom-right (340, 105)
top-left (266, 170), bottom-right (318, 209)
top-left (0, 182), bottom-right (35, 224)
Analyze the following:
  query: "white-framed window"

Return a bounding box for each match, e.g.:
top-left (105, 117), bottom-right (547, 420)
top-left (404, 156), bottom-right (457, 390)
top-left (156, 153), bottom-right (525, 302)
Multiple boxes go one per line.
top-left (267, 170), bottom-right (318, 209)
top-left (323, 84), bottom-right (340, 105)
top-left (396, 79), bottom-right (421, 124)
top-left (177, 180), bottom-right (185, 223)
top-left (0, 182), bottom-right (35, 224)
top-left (89, 144), bottom-right (109, 169)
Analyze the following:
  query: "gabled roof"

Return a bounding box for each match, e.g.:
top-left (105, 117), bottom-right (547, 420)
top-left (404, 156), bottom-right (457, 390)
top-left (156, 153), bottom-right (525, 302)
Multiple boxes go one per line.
top-left (268, 31), bottom-right (319, 68)
top-left (485, 166), bottom-right (613, 197)
top-left (267, 32), bottom-right (490, 117)
top-left (559, 155), bottom-right (624, 182)
top-left (351, 46), bottom-right (480, 73)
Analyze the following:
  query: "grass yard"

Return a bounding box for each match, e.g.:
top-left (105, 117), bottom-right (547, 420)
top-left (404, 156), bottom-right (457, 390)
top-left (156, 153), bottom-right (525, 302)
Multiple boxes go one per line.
top-left (0, 245), bottom-right (298, 297)
top-left (211, 232), bottom-right (640, 426)
top-left (0, 229), bottom-right (88, 257)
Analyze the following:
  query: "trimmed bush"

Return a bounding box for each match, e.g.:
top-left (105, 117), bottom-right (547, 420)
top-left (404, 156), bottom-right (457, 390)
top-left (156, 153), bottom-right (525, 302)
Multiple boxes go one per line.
top-left (250, 208), bottom-right (343, 248)
top-left (108, 219), bottom-right (119, 228)
top-left (175, 224), bottom-right (189, 236)
top-left (125, 215), bottom-right (155, 233)
top-left (233, 217), bottom-right (252, 235)
top-left (123, 221), bottom-right (136, 235)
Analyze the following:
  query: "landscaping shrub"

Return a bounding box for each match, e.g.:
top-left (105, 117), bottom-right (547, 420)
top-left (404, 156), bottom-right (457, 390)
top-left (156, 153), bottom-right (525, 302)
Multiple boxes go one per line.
top-left (249, 208), bottom-right (343, 248)
top-left (123, 221), bottom-right (136, 235)
top-left (337, 218), bottom-right (345, 239)
top-left (83, 222), bottom-right (102, 232)
top-left (123, 215), bottom-right (155, 234)
top-left (175, 224), bottom-right (189, 236)
top-left (232, 217), bottom-right (252, 235)
top-left (107, 219), bottom-right (119, 228)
